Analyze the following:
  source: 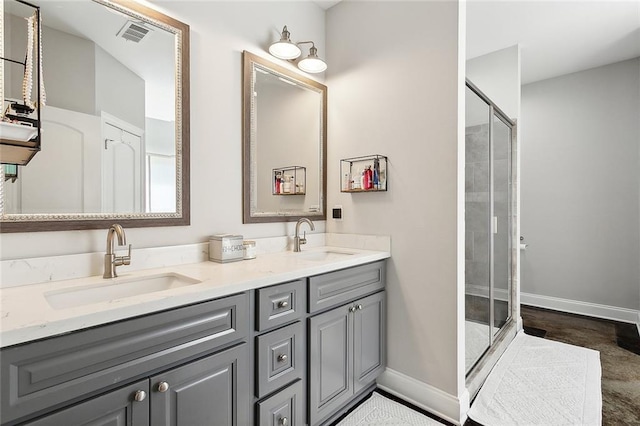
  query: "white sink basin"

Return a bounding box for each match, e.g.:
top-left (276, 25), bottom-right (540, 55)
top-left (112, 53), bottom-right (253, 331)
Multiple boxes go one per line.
top-left (295, 250), bottom-right (355, 261)
top-left (45, 273), bottom-right (202, 310)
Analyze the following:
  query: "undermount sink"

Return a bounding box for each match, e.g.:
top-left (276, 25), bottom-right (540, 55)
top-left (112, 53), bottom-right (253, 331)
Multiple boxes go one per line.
top-left (295, 250), bottom-right (355, 261)
top-left (45, 273), bottom-right (202, 310)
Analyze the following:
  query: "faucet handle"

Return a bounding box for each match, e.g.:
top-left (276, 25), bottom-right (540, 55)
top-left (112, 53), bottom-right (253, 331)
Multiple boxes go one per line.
top-left (115, 244), bottom-right (132, 266)
top-left (300, 231), bottom-right (307, 245)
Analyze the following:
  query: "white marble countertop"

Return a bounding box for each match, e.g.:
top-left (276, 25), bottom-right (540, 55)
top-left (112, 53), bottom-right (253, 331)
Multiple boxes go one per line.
top-left (0, 246), bottom-right (389, 348)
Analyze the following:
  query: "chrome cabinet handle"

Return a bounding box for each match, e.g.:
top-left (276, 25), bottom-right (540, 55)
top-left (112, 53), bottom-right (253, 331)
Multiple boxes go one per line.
top-left (356, 304), bottom-right (363, 310)
top-left (157, 381), bottom-right (169, 393)
top-left (348, 306), bottom-right (356, 313)
top-left (279, 416), bottom-right (288, 426)
top-left (133, 390), bottom-right (146, 402)
top-left (278, 300), bottom-right (289, 309)
top-left (277, 354), bottom-right (288, 363)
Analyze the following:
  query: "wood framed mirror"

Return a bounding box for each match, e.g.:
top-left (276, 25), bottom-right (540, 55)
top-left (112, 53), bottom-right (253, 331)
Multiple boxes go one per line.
top-left (242, 51), bottom-right (327, 223)
top-left (1, 0), bottom-right (189, 232)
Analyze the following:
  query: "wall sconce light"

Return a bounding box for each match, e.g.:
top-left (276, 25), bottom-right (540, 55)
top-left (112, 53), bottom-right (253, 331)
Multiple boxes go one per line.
top-left (268, 26), bottom-right (301, 60)
top-left (269, 26), bottom-right (327, 73)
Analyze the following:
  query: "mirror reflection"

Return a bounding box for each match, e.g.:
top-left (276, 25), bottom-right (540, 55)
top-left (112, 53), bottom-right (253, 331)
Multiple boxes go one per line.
top-left (243, 51), bottom-right (326, 223)
top-left (2, 0), bottom-right (182, 217)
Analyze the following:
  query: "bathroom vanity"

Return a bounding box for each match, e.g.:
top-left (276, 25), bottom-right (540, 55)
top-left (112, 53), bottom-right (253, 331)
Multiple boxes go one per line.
top-left (0, 249), bottom-right (387, 426)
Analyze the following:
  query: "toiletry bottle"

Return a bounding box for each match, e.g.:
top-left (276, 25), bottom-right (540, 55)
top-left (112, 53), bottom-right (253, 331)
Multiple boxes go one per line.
top-left (275, 172), bottom-right (281, 194)
top-left (373, 158), bottom-right (380, 189)
top-left (283, 176), bottom-right (291, 193)
top-left (343, 173), bottom-right (350, 191)
top-left (359, 169), bottom-right (365, 190)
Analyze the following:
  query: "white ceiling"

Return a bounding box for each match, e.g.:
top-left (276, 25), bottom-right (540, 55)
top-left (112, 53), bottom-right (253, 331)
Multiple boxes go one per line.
top-left (467, 0), bottom-right (640, 84)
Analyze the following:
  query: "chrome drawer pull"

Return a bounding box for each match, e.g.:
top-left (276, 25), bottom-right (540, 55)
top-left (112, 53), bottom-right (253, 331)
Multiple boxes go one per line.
top-left (277, 300), bottom-right (289, 309)
top-left (279, 416), bottom-right (288, 426)
top-left (277, 354), bottom-right (288, 363)
top-left (157, 381), bottom-right (170, 393)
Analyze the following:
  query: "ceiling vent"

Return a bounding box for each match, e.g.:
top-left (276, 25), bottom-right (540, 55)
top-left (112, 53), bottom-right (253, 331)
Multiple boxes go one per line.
top-left (117, 21), bottom-right (151, 43)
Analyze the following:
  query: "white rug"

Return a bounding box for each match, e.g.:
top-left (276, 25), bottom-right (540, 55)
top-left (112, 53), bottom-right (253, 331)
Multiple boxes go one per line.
top-left (468, 331), bottom-right (602, 426)
top-left (337, 392), bottom-right (444, 426)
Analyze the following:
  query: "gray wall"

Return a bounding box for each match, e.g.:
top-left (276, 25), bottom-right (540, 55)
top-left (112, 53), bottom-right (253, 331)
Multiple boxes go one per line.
top-left (42, 25), bottom-right (96, 114)
top-left (521, 58), bottom-right (640, 311)
top-left (95, 46), bottom-right (145, 129)
top-left (327, 0), bottom-right (462, 398)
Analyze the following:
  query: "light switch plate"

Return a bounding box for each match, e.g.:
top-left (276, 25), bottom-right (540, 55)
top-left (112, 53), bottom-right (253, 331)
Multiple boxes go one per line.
top-left (332, 205), bottom-right (343, 221)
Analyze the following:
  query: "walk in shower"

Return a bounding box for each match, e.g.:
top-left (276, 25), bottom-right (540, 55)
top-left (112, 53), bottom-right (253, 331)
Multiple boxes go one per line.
top-left (465, 80), bottom-right (516, 374)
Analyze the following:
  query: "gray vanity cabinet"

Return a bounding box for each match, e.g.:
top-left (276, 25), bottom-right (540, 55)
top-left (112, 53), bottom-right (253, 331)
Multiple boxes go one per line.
top-left (150, 343), bottom-right (249, 426)
top-left (23, 380), bottom-right (150, 426)
top-left (0, 293), bottom-right (249, 426)
top-left (308, 290), bottom-right (386, 426)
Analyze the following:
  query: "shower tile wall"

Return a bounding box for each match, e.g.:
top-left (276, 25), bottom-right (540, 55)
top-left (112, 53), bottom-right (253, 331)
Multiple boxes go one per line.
top-left (465, 123), bottom-right (490, 298)
top-left (465, 121), bottom-right (512, 331)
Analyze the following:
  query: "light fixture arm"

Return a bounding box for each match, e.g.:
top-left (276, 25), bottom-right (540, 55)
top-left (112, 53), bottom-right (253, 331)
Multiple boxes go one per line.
top-left (296, 41), bottom-right (318, 57)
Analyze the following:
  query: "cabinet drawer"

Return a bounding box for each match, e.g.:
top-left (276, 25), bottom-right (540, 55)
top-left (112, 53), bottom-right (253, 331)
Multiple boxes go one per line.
top-left (308, 261), bottom-right (385, 313)
top-left (0, 293), bottom-right (248, 425)
top-left (257, 380), bottom-right (304, 426)
top-left (256, 279), bottom-right (305, 331)
top-left (256, 322), bottom-right (304, 398)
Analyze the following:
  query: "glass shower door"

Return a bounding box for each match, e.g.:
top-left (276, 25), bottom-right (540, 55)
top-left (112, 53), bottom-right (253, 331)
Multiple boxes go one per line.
top-left (492, 115), bottom-right (512, 334)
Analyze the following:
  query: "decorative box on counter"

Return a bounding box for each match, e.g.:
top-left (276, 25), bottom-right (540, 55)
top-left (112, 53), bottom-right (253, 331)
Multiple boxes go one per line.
top-left (273, 166), bottom-right (306, 195)
top-left (340, 154), bottom-right (388, 192)
top-left (209, 234), bottom-right (244, 263)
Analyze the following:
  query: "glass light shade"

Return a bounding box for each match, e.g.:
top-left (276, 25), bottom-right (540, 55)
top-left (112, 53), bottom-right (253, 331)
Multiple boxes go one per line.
top-left (298, 56), bottom-right (327, 73)
top-left (269, 41), bottom-right (301, 60)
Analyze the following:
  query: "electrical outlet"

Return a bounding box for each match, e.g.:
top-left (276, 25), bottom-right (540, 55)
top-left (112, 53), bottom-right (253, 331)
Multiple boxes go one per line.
top-left (332, 205), bottom-right (343, 221)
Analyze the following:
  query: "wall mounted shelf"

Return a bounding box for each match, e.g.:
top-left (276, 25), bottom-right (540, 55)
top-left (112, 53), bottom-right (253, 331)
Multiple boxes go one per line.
top-left (340, 155), bottom-right (388, 192)
top-left (273, 166), bottom-right (306, 195)
top-left (1, 0), bottom-right (43, 166)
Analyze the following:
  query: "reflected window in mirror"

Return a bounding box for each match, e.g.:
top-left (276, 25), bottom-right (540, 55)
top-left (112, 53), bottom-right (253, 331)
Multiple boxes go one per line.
top-left (242, 51), bottom-right (327, 223)
top-left (1, 0), bottom-right (189, 232)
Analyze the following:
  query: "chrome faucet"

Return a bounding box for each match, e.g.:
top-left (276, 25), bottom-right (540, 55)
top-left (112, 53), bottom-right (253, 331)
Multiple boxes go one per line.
top-left (103, 224), bottom-right (132, 278)
top-left (293, 218), bottom-right (315, 252)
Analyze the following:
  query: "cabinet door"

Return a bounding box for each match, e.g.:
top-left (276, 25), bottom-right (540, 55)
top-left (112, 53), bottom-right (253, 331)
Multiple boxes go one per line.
top-left (308, 305), bottom-right (353, 426)
top-left (353, 291), bottom-right (386, 393)
top-left (24, 380), bottom-right (149, 426)
top-left (150, 344), bottom-right (249, 426)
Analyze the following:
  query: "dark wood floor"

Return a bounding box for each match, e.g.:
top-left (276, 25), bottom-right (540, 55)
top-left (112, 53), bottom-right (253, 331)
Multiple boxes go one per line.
top-left (332, 305), bottom-right (640, 426)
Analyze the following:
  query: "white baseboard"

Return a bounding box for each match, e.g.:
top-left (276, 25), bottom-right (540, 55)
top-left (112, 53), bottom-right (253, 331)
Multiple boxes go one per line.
top-left (521, 292), bottom-right (640, 325)
top-left (465, 284), bottom-right (509, 302)
top-left (377, 368), bottom-right (468, 425)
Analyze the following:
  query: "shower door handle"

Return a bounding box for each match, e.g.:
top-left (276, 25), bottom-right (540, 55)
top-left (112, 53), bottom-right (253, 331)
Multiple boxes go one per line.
top-left (493, 216), bottom-right (498, 234)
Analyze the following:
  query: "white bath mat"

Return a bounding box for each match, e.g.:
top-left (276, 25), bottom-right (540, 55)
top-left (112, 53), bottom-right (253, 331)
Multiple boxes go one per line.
top-left (337, 392), bottom-right (444, 425)
top-left (468, 331), bottom-right (602, 426)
